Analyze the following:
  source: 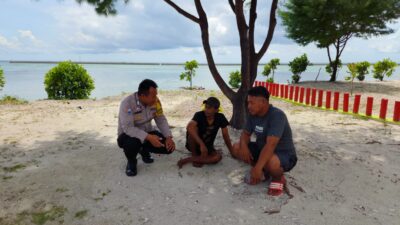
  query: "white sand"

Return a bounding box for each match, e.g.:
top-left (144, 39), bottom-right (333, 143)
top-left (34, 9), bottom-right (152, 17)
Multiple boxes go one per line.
top-left (0, 82), bottom-right (399, 225)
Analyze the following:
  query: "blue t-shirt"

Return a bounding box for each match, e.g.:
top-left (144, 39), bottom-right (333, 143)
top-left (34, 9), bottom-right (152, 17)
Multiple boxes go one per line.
top-left (244, 105), bottom-right (296, 155)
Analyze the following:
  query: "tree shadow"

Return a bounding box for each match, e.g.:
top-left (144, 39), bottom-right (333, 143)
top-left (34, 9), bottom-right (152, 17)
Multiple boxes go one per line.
top-left (0, 130), bottom-right (119, 224)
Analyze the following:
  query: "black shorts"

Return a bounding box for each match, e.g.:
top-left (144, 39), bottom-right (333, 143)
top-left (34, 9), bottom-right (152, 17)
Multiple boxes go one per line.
top-left (185, 144), bottom-right (216, 155)
top-left (185, 134), bottom-right (215, 155)
top-left (248, 142), bottom-right (297, 172)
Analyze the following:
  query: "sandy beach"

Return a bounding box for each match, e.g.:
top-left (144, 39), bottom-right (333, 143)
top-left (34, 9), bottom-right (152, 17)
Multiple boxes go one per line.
top-left (1, 81), bottom-right (400, 225)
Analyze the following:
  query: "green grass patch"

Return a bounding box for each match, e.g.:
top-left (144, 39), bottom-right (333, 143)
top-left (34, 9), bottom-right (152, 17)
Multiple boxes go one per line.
top-left (2, 175), bottom-right (13, 180)
top-left (0, 95), bottom-right (28, 105)
top-left (74, 210), bottom-right (88, 219)
top-left (102, 189), bottom-right (111, 197)
top-left (31, 206), bottom-right (67, 225)
top-left (93, 189), bottom-right (111, 201)
top-left (3, 164), bottom-right (26, 173)
top-left (15, 206), bottom-right (67, 225)
top-left (55, 188), bottom-right (69, 193)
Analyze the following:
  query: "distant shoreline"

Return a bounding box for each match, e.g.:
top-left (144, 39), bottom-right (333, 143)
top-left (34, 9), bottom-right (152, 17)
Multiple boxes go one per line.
top-left (4, 60), bottom-right (400, 66)
top-left (5, 60), bottom-right (332, 66)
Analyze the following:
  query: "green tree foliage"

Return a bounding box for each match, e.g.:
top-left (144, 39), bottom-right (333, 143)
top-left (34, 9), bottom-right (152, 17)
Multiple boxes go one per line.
top-left (262, 58), bottom-right (280, 83)
top-left (262, 65), bottom-right (271, 76)
top-left (180, 60), bottom-right (199, 89)
top-left (373, 59), bottom-right (397, 81)
top-left (229, 70), bottom-right (241, 89)
top-left (44, 61), bottom-right (95, 99)
top-left (289, 54), bottom-right (310, 83)
top-left (0, 95), bottom-right (28, 105)
top-left (75, 0), bottom-right (128, 16)
top-left (280, 0), bottom-right (400, 82)
top-left (0, 67), bottom-right (5, 91)
top-left (355, 61), bottom-right (370, 81)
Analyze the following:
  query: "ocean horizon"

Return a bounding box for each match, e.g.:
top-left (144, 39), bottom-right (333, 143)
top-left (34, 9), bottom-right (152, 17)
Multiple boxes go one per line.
top-left (1, 61), bottom-right (399, 101)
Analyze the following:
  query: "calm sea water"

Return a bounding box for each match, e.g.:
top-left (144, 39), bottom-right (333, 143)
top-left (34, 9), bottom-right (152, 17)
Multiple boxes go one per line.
top-left (0, 61), bottom-right (398, 100)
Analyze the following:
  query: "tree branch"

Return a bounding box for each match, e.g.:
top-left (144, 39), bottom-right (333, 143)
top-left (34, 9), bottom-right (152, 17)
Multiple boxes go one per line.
top-left (235, 0), bottom-right (248, 34)
top-left (248, 0), bottom-right (258, 82)
top-left (248, 0), bottom-right (257, 55)
top-left (228, 0), bottom-right (235, 14)
top-left (338, 33), bottom-right (352, 45)
top-left (164, 0), bottom-right (200, 23)
top-left (234, 0), bottom-right (251, 91)
top-left (338, 38), bottom-right (349, 58)
top-left (335, 33), bottom-right (351, 59)
top-left (256, 0), bottom-right (278, 61)
top-left (334, 39), bottom-right (340, 65)
top-left (326, 46), bottom-right (332, 64)
top-left (194, 0), bottom-right (235, 99)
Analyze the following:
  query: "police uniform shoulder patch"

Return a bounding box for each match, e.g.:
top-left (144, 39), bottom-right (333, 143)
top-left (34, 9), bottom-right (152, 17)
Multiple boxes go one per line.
top-left (155, 98), bottom-right (164, 117)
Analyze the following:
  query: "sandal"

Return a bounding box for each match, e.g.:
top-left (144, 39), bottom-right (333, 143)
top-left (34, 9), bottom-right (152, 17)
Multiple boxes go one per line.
top-left (267, 175), bottom-right (286, 196)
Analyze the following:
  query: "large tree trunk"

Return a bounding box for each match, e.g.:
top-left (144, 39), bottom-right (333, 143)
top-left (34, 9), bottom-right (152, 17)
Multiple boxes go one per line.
top-left (230, 90), bottom-right (247, 129)
top-left (165, 0), bottom-right (277, 128)
top-left (229, 60), bottom-right (259, 128)
top-left (327, 42), bottom-right (339, 82)
top-left (328, 35), bottom-right (351, 82)
top-left (329, 61), bottom-right (338, 82)
top-left (189, 71), bottom-right (192, 89)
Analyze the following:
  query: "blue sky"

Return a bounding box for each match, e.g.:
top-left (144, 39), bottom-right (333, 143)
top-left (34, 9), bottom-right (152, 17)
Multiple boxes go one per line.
top-left (0, 0), bottom-right (399, 64)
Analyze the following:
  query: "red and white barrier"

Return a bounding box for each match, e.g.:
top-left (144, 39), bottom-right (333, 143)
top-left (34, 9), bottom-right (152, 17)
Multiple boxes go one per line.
top-left (253, 81), bottom-right (399, 123)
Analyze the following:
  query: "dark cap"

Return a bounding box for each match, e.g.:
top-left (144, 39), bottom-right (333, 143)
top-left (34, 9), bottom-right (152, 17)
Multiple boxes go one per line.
top-left (203, 97), bottom-right (220, 109)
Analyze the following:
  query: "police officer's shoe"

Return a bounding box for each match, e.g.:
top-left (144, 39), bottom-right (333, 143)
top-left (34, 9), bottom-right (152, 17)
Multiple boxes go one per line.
top-left (140, 150), bottom-right (154, 164)
top-left (126, 160), bottom-right (137, 176)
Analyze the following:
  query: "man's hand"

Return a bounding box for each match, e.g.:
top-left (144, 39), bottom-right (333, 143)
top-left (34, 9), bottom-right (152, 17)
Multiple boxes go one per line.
top-left (250, 166), bottom-right (263, 185)
top-left (237, 146), bottom-right (253, 164)
top-left (165, 137), bottom-right (175, 152)
top-left (146, 134), bottom-right (164, 148)
top-left (199, 144), bottom-right (208, 158)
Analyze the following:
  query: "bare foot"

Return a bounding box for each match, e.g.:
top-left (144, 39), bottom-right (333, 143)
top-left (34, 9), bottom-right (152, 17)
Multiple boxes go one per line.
top-left (192, 162), bottom-right (203, 168)
top-left (177, 157), bottom-right (191, 169)
top-left (177, 158), bottom-right (185, 169)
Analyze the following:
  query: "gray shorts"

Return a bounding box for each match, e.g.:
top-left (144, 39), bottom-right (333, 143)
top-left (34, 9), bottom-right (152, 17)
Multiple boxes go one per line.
top-left (248, 142), bottom-right (297, 172)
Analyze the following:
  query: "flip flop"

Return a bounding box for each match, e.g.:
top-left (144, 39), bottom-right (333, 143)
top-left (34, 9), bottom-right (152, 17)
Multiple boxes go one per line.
top-left (267, 175), bottom-right (286, 196)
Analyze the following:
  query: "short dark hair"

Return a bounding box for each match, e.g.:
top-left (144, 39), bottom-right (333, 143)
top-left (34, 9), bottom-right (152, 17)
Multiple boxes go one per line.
top-left (248, 86), bottom-right (270, 100)
top-left (138, 79), bottom-right (158, 96)
top-left (203, 97), bottom-right (220, 109)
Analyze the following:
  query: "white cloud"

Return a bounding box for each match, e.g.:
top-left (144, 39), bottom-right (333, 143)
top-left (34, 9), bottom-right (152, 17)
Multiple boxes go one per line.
top-left (209, 17), bottom-right (228, 36)
top-left (214, 46), bottom-right (232, 55)
top-left (50, 2), bottom-right (130, 50)
top-left (18, 30), bottom-right (36, 41)
top-left (18, 30), bottom-right (44, 47)
top-left (368, 29), bottom-right (400, 53)
top-left (131, 0), bottom-right (145, 11)
top-left (0, 34), bottom-right (19, 49)
top-left (0, 30), bottom-right (45, 52)
top-left (68, 32), bottom-right (98, 45)
top-left (1, 0), bottom-right (400, 63)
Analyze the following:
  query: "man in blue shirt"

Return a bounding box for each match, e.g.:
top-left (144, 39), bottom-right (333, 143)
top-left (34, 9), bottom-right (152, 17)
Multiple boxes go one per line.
top-left (231, 86), bottom-right (297, 196)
